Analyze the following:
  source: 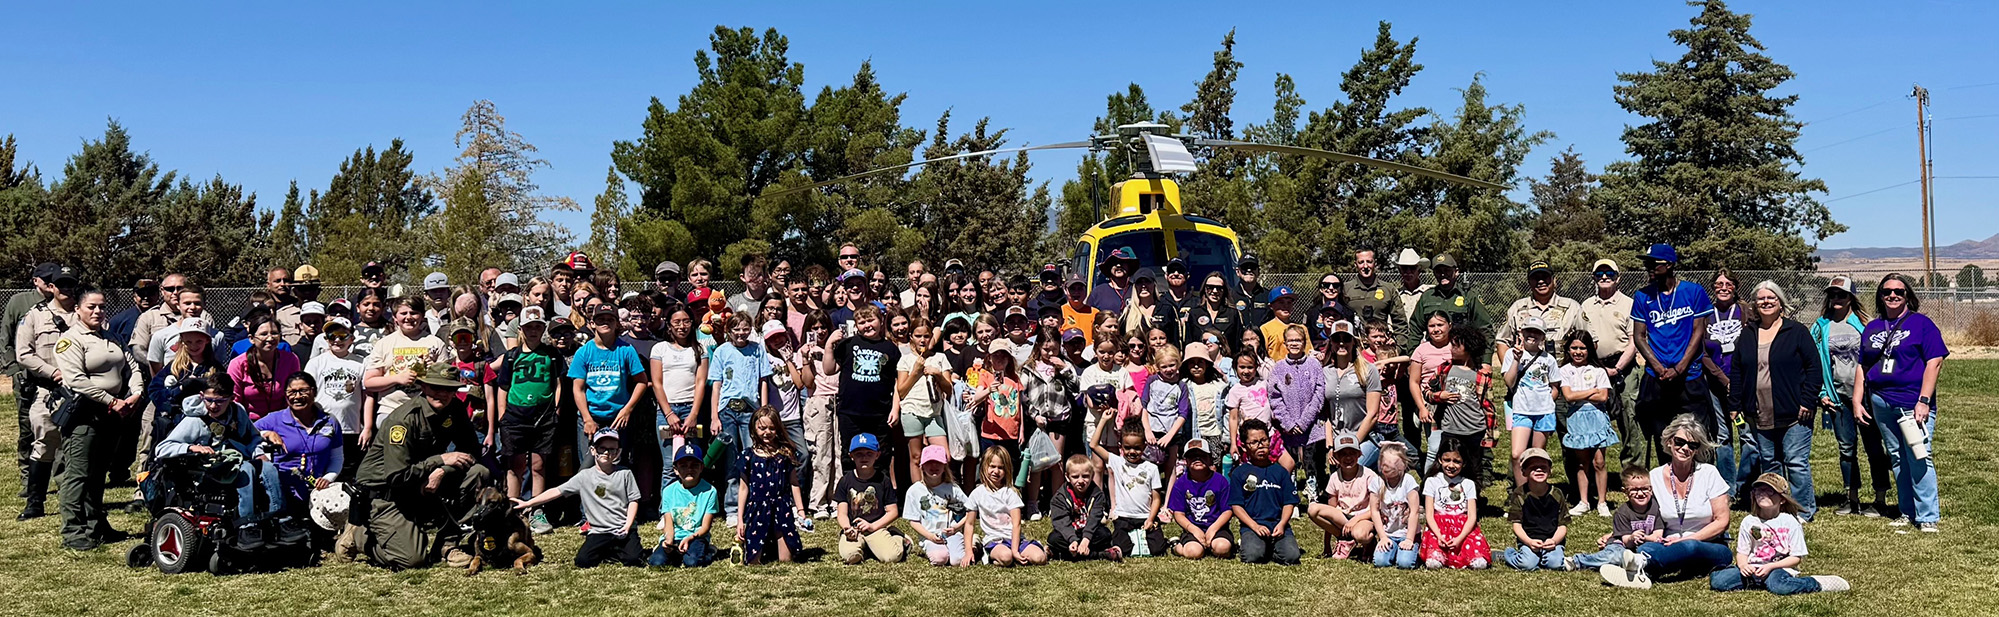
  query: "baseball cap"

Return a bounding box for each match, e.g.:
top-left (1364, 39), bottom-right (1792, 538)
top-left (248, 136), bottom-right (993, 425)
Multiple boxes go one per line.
top-left (848, 433), bottom-right (880, 453)
top-left (518, 305), bottom-right (548, 326)
top-left (1591, 258), bottom-right (1620, 273)
top-left (986, 338), bottom-right (1014, 355)
top-left (493, 272), bottom-right (520, 290)
top-left (1165, 257), bottom-right (1188, 274)
top-left (1519, 447), bottom-right (1553, 466)
top-left (320, 317), bottom-right (353, 334)
top-left (1639, 243), bottom-right (1680, 264)
top-left (1328, 319), bottom-right (1357, 339)
top-left (590, 305), bottom-right (620, 322)
top-left (361, 261), bottom-right (384, 276)
top-left (423, 272), bottom-right (450, 291)
top-left (1059, 328), bottom-right (1085, 344)
top-left (563, 251), bottom-right (596, 272)
top-left (654, 261), bottom-right (682, 277)
top-left (686, 287), bottom-right (713, 305)
top-left (1266, 286), bottom-right (1296, 304)
top-left (1527, 260), bottom-right (1553, 277)
top-left (32, 263), bottom-right (76, 286)
top-left (293, 265), bottom-right (322, 284)
top-left (1065, 273), bottom-right (1086, 288)
top-left (1036, 304), bottom-right (1062, 319)
top-left (1237, 254), bottom-right (1260, 269)
top-left (1183, 438), bottom-right (1213, 458)
top-left (943, 258), bottom-right (966, 273)
top-left (920, 444), bottom-right (949, 466)
top-left (172, 317), bottom-right (217, 343)
top-left (1003, 306), bottom-right (1029, 321)
top-left (414, 361), bottom-right (463, 388)
top-left (1331, 432), bottom-right (1363, 454)
top-left (1132, 268), bottom-right (1159, 286)
top-left (300, 301), bottom-right (326, 317)
top-left (494, 293), bottom-right (524, 310)
top-left (672, 443), bottom-right (705, 464)
top-left (1104, 247), bottom-right (1137, 264)
top-left (447, 317), bottom-right (479, 338)
top-left (1826, 275), bottom-right (1856, 295)
top-left (838, 268), bottom-right (868, 284)
top-left (1039, 264), bottom-right (1061, 282)
top-left (590, 428), bottom-right (622, 446)
top-left (761, 320), bottom-right (789, 342)
top-left (1519, 316), bottom-right (1547, 333)
top-left (1432, 254), bottom-right (1460, 270)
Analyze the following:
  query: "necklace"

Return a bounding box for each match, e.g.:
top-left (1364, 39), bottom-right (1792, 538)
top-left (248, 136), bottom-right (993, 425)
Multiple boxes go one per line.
top-left (1666, 465), bottom-right (1694, 529)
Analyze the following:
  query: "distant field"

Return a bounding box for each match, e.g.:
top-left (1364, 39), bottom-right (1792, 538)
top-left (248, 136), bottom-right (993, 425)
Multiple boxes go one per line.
top-left (0, 362), bottom-right (1996, 616)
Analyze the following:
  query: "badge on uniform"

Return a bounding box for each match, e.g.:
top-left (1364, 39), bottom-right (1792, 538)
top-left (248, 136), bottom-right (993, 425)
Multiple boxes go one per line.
top-left (1374, 289), bottom-right (1385, 300)
top-left (1198, 316), bottom-right (1211, 326)
top-left (1454, 296), bottom-right (1464, 307)
top-left (388, 425), bottom-right (407, 444)
top-left (54, 339), bottom-right (72, 354)
top-left (443, 417), bottom-right (454, 428)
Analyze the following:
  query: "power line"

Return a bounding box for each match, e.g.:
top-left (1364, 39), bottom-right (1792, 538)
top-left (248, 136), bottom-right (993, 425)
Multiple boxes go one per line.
top-left (1803, 122), bottom-right (1912, 153)
top-left (1936, 175), bottom-right (1999, 179)
top-left (1800, 98), bottom-right (1896, 125)
top-left (1824, 179), bottom-right (1918, 203)
top-left (1944, 81), bottom-right (1999, 91)
top-left (1940, 113), bottom-right (1999, 121)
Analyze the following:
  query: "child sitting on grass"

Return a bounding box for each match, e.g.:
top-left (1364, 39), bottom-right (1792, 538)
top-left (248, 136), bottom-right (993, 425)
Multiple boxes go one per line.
top-left (515, 429), bottom-right (642, 568)
top-left (835, 433), bottom-right (905, 564)
top-left (1229, 419), bottom-right (1300, 565)
top-left (1709, 473), bottom-right (1850, 595)
top-left (1502, 448), bottom-right (1570, 571)
top-left (1370, 443), bottom-right (1422, 569)
top-left (970, 446), bottom-right (1047, 566)
top-left (905, 444), bottom-right (974, 567)
top-left (653, 443), bottom-right (718, 567)
top-left (1307, 433), bottom-right (1380, 560)
top-left (1421, 448), bottom-right (1491, 569)
top-left (1569, 465), bottom-right (1662, 571)
top-left (1090, 419), bottom-right (1166, 557)
top-left (1047, 455), bottom-right (1121, 562)
top-left (1167, 438), bottom-right (1234, 560)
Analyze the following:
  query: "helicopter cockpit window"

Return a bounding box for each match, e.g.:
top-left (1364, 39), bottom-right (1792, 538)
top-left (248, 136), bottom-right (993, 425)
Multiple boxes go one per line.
top-left (1173, 230), bottom-right (1239, 290)
top-left (1093, 231), bottom-right (1168, 286)
top-left (1137, 193), bottom-right (1165, 215)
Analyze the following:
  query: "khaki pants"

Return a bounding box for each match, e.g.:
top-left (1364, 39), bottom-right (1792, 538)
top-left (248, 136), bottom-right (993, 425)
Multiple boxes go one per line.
top-left (363, 464), bottom-right (490, 570)
top-left (26, 386), bottom-right (64, 464)
top-left (837, 527), bottom-right (907, 564)
top-left (803, 396), bottom-right (839, 509)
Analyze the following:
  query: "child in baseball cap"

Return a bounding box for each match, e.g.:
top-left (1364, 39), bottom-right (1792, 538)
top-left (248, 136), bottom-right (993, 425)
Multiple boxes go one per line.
top-left (836, 434), bottom-right (907, 564)
top-left (653, 443), bottom-right (718, 568)
top-left (904, 444), bottom-right (974, 567)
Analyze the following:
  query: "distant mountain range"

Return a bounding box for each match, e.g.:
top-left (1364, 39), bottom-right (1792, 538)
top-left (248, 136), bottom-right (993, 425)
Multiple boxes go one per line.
top-left (1817, 233), bottom-right (1999, 261)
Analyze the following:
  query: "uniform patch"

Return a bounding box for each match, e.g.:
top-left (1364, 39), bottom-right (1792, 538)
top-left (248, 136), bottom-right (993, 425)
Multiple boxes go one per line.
top-left (54, 339), bottom-right (72, 354)
top-left (482, 537), bottom-right (498, 551)
top-left (388, 425), bottom-right (407, 444)
top-left (442, 417), bottom-right (454, 428)
top-left (1374, 289), bottom-right (1385, 301)
top-left (1454, 296), bottom-right (1465, 307)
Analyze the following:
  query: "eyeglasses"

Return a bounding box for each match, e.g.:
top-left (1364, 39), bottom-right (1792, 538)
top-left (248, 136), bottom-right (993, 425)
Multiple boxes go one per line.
top-left (1594, 271), bottom-right (1619, 280)
top-left (285, 388), bottom-right (315, 396)
top-left (1879, 287), bottom-right (1908, 298)
top-left (202, 396), bottom-right (234, 405)
top-left (1626, 487), bottom-right (1653, 494)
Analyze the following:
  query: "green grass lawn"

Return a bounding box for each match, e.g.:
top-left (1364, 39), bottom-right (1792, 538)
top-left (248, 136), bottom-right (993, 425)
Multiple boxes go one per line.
top-left (3, 362), bottom-right (1997, 617)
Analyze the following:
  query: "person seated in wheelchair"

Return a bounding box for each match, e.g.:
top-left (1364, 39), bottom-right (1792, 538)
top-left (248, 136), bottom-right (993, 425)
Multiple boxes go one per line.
top-left (153, 373), bottom-right (310, 549)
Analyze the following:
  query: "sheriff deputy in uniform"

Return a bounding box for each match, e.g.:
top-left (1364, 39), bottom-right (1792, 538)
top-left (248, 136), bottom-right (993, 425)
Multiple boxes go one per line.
top-left (54, 288), bottom-right (144, 550)
top-left (1231, 254), bottom-right (1271, 327)
top-left (353, 360), bottom-right (487, 570)
top-left (13, 264), bottom-right (82, 520)
top-left (1493, 260), bottom-right (1584, 366)
top-left (3, 263), bottom-right (60, 497)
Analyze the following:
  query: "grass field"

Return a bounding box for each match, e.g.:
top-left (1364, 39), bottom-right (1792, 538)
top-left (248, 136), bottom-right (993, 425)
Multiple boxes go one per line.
top-left (3, 362), bottom-right (1997, 617)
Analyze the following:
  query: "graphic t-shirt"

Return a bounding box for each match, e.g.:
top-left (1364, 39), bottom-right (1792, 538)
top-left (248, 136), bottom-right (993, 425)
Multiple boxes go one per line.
top-left (1106, 456), bottom-right (1161, 520)
top-left (835, 336), bottom-right (901, 419)
top-left (1736, 513), bottom-right (1808, 567)
top-left (1631, 280), bottom-right (1717, 379)
top-left (1225, 380), bottom-right (1272, 425)
top-left (1228, 460), bottom-right (1298, 527)
top-left (902, 481), bottom-right (969, 538)
top-left (566, 339), bottom-right (647, 419)
top-left (707, 341), bottom-right (768, 405)
top-left (1324, 467), bottom-right (1383, 513)
top-left (836, 470), bottom-right (896, 523)
top-left (1557, 363), bottom-right (1610, 414)
top-left (1504, 351), bottom-right (1558, 417)
top-left (558, 465), bottom-right (640, 535)
top-left (1433, 365), bottom-right (1486, 435)
top-left (1823, 320), bottom-right (1863, 391)
top-left (1612, 498), bottom-right (1664, 540)
top-left (659, 480), bottom-right (718, 541)
top-left (363, 331), bottom-right (450, 418)
top-left (304, 351), bottom-right (365, 434)
top-left (1705, 303), bottom-right (1746, 376)
top-left (1187, 379), bottom-right (1228, 439)
top-left (1860, 312), bottom-right (1950, 409)
top-left (1378, 474), bottom-right (1419, 537)
top-left (1325, 362), bottom-right (1383, 431)
top-left (1423, 474), bottom-right (1477, 517)
top-left (1166, 471), bottom-right (1232, 529)
top-left (968, 485), bottom-right (1025, 541)
top-left (496, 347), bottom-right (562, 409)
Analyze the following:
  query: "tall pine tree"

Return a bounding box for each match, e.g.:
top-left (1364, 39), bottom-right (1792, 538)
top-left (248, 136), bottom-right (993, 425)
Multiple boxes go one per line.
top-left (1596, 0), bottom-right (1839, 269)
top-left (305, 140), bottom-right (434, 285)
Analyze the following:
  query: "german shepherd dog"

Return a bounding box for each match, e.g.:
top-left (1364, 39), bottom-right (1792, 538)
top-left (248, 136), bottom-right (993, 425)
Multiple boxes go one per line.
top-left (462, 486), bottom-right (541, 575)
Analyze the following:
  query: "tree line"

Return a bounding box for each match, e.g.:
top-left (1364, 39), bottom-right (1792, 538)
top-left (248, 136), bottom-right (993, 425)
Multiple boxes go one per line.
top-left (0, 0), bottom-right (1838, 289)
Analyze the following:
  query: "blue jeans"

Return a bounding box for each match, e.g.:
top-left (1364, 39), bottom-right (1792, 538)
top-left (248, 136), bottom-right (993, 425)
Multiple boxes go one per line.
top-left (1572, 543), bottom-right (1627, 569)
top-left (1372, 533), bottom-right (1420, 569)
top-left (1709, 392), bottom-right (1741, 497)
top-left (1754, 422), bottom-right (1817, 520)
top-left (1503, 544), bottom-right (1566, 571)
top-left (657, 403), bottom-right (695, 490)
top-left (717, 398), bottom-right (754, 521)
top-left (1870, 394), bottom-right (1940, 523)
top-left (1824, 393), bottom-right (1890, 496)
top-left (648, 535), bottom-right (715, 568)
top-left (1358, 425), bottom-right (1400, 470)
top-left (1636, 539), bottom-right (1732, 580)
top-left (234, 459), bottom-right (284, 522)
top-left (1710, 566), bottom-right (1823, 595)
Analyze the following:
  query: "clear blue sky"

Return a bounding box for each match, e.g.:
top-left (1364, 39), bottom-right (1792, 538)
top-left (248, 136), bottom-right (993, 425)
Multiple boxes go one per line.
top-left (5, 1), bottom-right (1994, 251)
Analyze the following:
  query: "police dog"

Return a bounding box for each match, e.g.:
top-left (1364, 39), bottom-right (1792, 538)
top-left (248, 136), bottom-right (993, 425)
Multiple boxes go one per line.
top-left (462, 486), bottom-right (541, 575)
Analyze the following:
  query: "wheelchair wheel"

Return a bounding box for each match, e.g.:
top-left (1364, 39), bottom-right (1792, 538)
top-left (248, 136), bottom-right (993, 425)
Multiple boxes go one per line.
top-left (151, 513), bottom-right (210, 575)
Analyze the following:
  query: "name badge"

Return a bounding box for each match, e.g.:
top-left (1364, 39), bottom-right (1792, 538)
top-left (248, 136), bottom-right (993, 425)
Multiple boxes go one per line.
top-left (1883, 358), bottom-right (1895, 373)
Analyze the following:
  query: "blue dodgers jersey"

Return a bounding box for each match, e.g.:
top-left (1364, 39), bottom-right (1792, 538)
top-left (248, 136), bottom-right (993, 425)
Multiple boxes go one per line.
top-left (1631, 280), bottom-right (1715, 378)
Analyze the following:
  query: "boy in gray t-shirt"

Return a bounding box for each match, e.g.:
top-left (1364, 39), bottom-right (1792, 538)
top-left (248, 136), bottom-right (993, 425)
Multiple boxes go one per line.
top-left (516, 429), bottom-right (643, 567)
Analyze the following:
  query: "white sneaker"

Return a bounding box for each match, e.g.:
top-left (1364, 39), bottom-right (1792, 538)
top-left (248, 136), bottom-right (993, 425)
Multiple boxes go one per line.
top-left (1888, 516), bottom-right (1911, 527)
top-left (1568, 501), bottom-right (1591, 516)
top-left (1811, 575), bottom-right (1851, 592)
top-left (1918, 522), bottom-right (1940, 533)
top-left (1599, 563), bottom-right (1653, 589)
top-left (1596, 502), bottom-right (1614, 518)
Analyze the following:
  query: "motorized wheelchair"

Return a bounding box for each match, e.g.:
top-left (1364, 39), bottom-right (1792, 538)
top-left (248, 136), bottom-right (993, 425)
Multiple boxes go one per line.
top-left (124, 453), bottom-right (314, 574)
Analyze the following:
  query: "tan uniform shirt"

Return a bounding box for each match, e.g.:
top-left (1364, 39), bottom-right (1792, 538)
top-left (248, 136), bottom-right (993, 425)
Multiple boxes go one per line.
top-left (56, 328), bottom-right (142, 405)
top-left (1396, 284), bottom-right (1431, 323)
top-left (129, 304), bottom-right (177, 360)
top-left (1576, 291), bottom-right (1635, 361)
top-left (14, 302), bottom-right (76, 386)
top-left (1496, 295), bottom-right (1585, 347)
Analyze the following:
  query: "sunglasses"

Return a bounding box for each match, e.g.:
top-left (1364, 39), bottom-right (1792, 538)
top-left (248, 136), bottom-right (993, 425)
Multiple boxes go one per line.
top-left (161, 285), bottom-right (184, 293)
top-left (1204, 284), bottom-right (1225, 291)
top-left (1669, 437), bottom-right (1699, 449)
top-left (325, 333), bottom-right (352, 342)
top-left (1319, 281), bottom-right (1340, 289)
top-left (1594, 271), bottom-right (1619, 280)
top-left (839, 253), bottom-right (860, 260)
top-left (1879, 287), bottom-right (1908, 298)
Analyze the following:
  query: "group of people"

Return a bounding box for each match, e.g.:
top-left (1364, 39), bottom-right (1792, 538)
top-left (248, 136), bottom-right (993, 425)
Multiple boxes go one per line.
top-left (0, 240), bottom-right (1949, 593)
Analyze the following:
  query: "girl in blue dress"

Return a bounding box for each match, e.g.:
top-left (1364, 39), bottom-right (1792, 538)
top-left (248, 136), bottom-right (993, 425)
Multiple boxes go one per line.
top-left (735, 405), bottom-right (804, 564)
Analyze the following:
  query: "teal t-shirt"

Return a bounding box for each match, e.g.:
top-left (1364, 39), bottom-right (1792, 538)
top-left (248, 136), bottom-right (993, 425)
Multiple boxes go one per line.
top-left (660, 480), bottom-right (718, 541)
top-left (567, 339), bottom-right (647, 419)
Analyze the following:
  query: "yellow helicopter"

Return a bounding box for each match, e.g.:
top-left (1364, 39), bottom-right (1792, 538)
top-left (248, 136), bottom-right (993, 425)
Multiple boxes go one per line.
top-left (768, 121), bottom-right (1504, 292)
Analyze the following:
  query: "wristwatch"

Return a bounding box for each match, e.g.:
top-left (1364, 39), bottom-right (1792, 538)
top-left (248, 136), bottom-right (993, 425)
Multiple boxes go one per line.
top-left (1918, 395), bottom-right (1935, 407)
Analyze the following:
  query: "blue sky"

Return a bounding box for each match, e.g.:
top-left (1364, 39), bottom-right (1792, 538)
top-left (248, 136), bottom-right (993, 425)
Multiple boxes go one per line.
top-left (5, 1), bottom-right (1994, 250)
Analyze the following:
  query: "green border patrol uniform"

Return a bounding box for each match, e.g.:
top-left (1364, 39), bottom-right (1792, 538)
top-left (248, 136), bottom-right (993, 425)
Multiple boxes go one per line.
top-left (356, 361), bottom-right (487, 569)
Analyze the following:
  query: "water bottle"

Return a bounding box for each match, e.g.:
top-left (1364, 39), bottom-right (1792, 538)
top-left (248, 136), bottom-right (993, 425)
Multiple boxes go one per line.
top-left (1897, 414), bottom-right (1931, 460)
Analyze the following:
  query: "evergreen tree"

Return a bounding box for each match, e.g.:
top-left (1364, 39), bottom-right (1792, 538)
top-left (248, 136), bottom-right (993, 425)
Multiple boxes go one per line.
top-left (306, 140), bottom-right (434, 285)
top-left (1181, 29), bottom-right (1244, 174)
top-left (426, 99), bottom-right (578, 278)
top-left (40, 121), bottom-right (176, 287)
top-left (768, 61), bottom-right (923, 269)
top-left (1957, 264), bottom-right (1985, 292)
top-left (585, 166), bottom-right (627, 273)
top-left (908, 114), bottom-right (1052, 273)
top-left (1596, 0), bottom-right (1840, 269)
top-left (268, 181), bottom-right (308, 269)
top-left (1401, 75), bottom-right (1550, 271)
top-left (0, 135), bottom-right (49, 286)
top-left (1527, 148), bottom-right (1618, 271)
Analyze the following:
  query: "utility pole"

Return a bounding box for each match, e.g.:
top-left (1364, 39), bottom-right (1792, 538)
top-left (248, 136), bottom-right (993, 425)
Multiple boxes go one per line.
top-left (1914, 84), bottom-right (1934, 287)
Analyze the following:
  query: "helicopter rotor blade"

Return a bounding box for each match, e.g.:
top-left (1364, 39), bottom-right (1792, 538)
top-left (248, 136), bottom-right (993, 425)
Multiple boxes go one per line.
top-left (759, 140), bottom-right (1095, 199)
top-left (1195, 139), bottom-right (1509, 191)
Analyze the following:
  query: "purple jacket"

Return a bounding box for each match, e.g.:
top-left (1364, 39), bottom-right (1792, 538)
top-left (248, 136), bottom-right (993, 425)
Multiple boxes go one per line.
top-left (1268, 354), bottom-right (1326, 443)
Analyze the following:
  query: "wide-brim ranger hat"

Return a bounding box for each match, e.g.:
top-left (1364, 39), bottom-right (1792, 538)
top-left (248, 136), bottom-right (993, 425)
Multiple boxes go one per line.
top-left (308, 482), bottom-right (351, 531)
top-left (1392, 248), bottom-right (1427, 268)
top-left (413, 361), bottom-right (464, 389)
top-left (1750, 472), bottom-right (1802, 515)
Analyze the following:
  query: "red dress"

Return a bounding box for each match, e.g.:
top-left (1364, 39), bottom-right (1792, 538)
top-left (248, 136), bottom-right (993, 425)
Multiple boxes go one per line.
top-left (1419, 475), bottom-right (1492, 568)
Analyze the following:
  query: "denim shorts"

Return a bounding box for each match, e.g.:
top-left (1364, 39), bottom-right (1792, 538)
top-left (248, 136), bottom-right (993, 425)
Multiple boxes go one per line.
top-left (1510, 411), bottom-right (1556, 432)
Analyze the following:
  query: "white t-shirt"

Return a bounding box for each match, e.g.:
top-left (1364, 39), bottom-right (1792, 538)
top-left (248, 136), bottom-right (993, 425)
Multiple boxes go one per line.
top-left (902, 480), bottom-right (969, 538)
top-left (305, 350), bottom-right (366, 434)
top-left (968, 484), bottom-right (1024, 542)
top-left (1735, 513), bottom-right (1808, 567)
top-left (364, 331), bottom-right (451, 419)
top-left (1378, 473), bottom-right (1419, 537)
top-left (1652, 464), bottom-right (1730, 538)
top-left (1423, 474), bottom-right (1478, 517)
top-left (1556, 363), bottom-right (1610, 412)
top-left (896, 352), bottom-right (950, 418)
top-left (1504, 350), bottom-right (1559, 416)
top-left (1106, 456), bottom-right (1161, 520)
top-left (650, 342), bottom-right (701, 405)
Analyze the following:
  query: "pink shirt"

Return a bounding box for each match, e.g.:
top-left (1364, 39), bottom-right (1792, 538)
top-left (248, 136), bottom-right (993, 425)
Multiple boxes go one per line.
top-left (228, 350), bottom-right (301, 419)
top-left (1410, 341), bottom-right (1455, 390)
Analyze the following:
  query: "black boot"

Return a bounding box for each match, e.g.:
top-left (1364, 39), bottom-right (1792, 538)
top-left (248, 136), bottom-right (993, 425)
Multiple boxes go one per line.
top-left (16, 462), bottom-right (49, 521)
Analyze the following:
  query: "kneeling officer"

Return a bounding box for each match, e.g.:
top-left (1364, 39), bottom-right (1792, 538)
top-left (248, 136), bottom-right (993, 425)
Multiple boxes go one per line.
top-left (356, 360), bottom-right (486, 569)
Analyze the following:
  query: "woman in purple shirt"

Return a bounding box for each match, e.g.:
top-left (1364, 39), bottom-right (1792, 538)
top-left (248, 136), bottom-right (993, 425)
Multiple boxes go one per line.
top-left (1853, 273), bottom-right (1948, 532)
top-left (255, 372), bottom-right (346, 507)
top-left (1268, 324), bottom-right (1327, 490)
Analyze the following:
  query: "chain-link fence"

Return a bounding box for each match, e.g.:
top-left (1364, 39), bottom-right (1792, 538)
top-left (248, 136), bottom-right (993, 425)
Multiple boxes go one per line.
top-left (12, 269), bottom-right (1994, 340)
